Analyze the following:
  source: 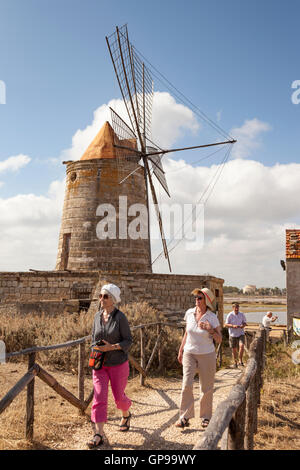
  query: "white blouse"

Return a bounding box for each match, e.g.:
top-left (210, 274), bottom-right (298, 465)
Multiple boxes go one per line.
top-left (184, 308), bottom-right (220, 355)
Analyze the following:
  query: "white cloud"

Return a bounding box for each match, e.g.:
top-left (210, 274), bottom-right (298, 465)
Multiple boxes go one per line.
top-left (152, 92), bottom-right (199, 147)
top-left (0, 104), bottom-right (295, 288)
top-left (0, 154), bottom-right (31, 190)
top-left (150, 157), bottom-right (300, 287)
top-left (0, 154), bottom-right (31, 174)
top-left (230, 118), bottom-right (271, 159)
top-left (61, 92), bottom-right (200, 160)
top-left (0, 179), bottom-right (65, 271)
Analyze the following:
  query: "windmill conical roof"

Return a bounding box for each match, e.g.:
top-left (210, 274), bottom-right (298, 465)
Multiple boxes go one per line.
top-left (80, 121), bottom-right (117, 160)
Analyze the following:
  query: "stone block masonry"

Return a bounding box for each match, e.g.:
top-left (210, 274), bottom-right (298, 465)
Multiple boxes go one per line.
top-left (55, 157), bottom-right (152, 273)
top-left (0, 272), bottom-right (98, 304)
top-left (0, 270), bottom-right (224, 326)
top-left (89, 271), bottom-right (224, 327)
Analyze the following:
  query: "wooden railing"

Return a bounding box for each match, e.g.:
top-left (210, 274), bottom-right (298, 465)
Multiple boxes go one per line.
top-left (0, 321), bottom-right (184, 440)
top-left (1, 336), bottom-right (92, 440)
top-left (130, 321), bottom-right (222, 384)
top-left (194, 327), bottom-right (266, 450)
top-left (0, 320), bottom-right (223, 442)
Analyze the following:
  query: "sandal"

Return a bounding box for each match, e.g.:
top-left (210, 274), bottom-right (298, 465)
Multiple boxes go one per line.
top-left (87, 433), bottom-right (104, 449)
top-left (119, 411), bottom-right (131, 432)
top-left (175, 417), bottom-right (190, 428)
top-left (201, 418), bottom-right (210, 428)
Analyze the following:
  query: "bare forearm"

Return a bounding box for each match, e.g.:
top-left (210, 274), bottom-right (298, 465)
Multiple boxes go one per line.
top-left (210, 330), bottom-right (222, 344)
top-left (179, 331), bottom-right (187, 352)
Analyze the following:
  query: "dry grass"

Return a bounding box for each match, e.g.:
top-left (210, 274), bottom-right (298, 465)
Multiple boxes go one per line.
top-left (255, 377), bottom-right (300, 450)
top-left (0, 302), bottom-right (182, 374)
top-left (2, 304), bottom-right (298, 450)
top-left (0, 301), bottom-right (183, 450)
top-left (0, 362), bottom-right (146, 450)
top-left (224, 302), bottom-right (285, 313)
top-left (255, 343), bottom-right (300, 450)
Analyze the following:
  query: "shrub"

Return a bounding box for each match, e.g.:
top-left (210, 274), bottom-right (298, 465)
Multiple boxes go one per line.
top-left (0, 302), bottom-right (183, 374)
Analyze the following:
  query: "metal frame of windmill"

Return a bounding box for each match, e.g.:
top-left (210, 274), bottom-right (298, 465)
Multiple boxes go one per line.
top-left (106, 25), bottom-right (236, 273)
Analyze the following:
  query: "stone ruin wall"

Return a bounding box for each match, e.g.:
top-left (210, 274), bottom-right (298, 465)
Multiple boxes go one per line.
top-left (91, 271), bottom-right (224, 326)
top-left (0, 271), bottom-right (98, 316)
top-left (0, 270), bottom-right (224, 326)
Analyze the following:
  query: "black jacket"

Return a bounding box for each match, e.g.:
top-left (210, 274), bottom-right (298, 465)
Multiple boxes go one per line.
top-left (91, 308), bottom-right (132, 366)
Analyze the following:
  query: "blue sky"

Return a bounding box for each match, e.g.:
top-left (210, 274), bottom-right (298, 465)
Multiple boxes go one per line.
top-left (0, 0), bottom-right (300, 286)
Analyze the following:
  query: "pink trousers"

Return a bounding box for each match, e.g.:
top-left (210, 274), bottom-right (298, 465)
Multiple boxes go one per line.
top-left (91, 360), bottom-right (131, 423)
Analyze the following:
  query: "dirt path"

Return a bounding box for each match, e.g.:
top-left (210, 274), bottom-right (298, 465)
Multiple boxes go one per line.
top-left (60, 368), bottom-right (241, 451)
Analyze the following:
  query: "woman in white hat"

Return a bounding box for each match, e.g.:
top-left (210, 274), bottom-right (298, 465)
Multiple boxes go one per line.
top-left (87, 283), bottom-right (133, 448)
top-left (176, 287), bottom-right (222, 429)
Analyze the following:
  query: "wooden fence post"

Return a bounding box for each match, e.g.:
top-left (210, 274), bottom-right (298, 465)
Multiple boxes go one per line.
top-left (78, 341), bottom-right (85, 406)
top-left (140, 328), bottom-right (145, 386)
top-left (26, 352), bottom-right (36, 441)
top-left (157, 323), bottom-right (163, 372)
top-left (227, 396), bottom-right (246, 449)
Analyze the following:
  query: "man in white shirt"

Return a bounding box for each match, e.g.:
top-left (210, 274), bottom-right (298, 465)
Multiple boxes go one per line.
top-left (225, 302), bottom-right (247, 368)
top-left (262, 311), bottom-right (278, 341)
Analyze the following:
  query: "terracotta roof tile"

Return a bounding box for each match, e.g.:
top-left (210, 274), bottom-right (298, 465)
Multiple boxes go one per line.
top-left (286, 229), bottom-right (300, 259)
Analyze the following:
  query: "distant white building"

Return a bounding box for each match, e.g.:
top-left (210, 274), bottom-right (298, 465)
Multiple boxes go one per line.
top-left (243, 285), bottom-right (256, 294)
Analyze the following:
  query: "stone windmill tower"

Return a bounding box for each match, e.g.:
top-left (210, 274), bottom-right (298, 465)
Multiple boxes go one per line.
top-left (55, 121), bottom-right (152, 273)
top-left (56, 24), bottom-right (235, 277)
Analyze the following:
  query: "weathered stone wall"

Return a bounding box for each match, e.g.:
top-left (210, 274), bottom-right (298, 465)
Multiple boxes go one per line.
top-left (89, 271), bottom-right (224, 326)
top-left (286, 259), bottom-right (300, 329)
top-left (56, 158), bottom-right (152, 273)
top-left (0, 270), bottom-right (224, 325)
top-left (0, 272), bottom-right (98, 304)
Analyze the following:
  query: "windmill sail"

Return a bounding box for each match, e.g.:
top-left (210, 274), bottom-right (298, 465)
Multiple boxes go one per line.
top-left (106, 25), bottom-right (154, 151)
top-left (106, 25), bottom-right (237, 273)
top-left (109, 107), bottom-right (140, 160)
top-left (143, 157), bottom-right (172, 272)
top-left (107, 25), bottom-right (172, 271)
top-left (146, 146), bottom-right (170, 197)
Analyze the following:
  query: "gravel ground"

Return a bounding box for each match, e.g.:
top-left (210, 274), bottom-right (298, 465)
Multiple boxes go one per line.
top-left (63, 368), bottom-right (241, 451)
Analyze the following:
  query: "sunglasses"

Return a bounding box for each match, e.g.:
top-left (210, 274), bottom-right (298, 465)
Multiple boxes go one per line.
top-left (195, 295), bottom-right (205, 301)
top-left (99, 294), bottom-right (109, 300)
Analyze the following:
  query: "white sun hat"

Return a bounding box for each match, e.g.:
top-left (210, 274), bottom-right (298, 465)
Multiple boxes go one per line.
top-left (101, 283), bottom-right (121, 304)
top-left (191, 287), bottom-right (216, 312)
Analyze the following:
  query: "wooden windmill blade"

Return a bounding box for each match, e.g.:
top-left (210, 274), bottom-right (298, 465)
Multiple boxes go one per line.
top-left (106, 25), bottom-right (154, 152)
top-left (107, 25), bottom-right (171, 271)
top-left (146, 145), bottom-right (170, 197)
top-left (143, 157), bottom-right (172, 272)
top-left (109, 107), bottom-right (142, 160)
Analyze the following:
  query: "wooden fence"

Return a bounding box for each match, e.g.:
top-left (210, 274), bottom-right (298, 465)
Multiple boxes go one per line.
top-left (1, 320), bottom-right (222, 441)
top-left (194, 326), bottom-right (267, 450)
top-left (0, 320), bottom-right (224, 442)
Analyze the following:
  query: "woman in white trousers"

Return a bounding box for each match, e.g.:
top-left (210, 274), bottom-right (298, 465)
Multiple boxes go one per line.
top-left (176, 288), bottom-right (222, 429)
